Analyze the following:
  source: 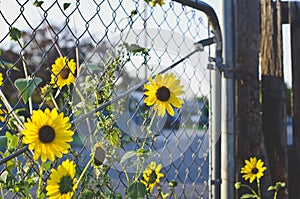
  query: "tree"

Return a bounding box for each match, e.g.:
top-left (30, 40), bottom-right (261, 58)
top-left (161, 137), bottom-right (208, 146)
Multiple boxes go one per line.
top-left (260, 0), bottom-right (288, 198)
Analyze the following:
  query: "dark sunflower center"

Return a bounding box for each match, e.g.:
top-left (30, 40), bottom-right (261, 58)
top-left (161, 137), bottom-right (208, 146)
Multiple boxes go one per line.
top-left (149, 170), bottom-right (157, 184)
top-left (156, 86), bottom-right (170, 102)
top-left (59, 175), bottom-right (74, 194)
top-left (252, 167), bottom-right (259, 174)
top-left (60, 67), bottom-right (70, 79)
top-left (38, 125), bottom-right (55, 143)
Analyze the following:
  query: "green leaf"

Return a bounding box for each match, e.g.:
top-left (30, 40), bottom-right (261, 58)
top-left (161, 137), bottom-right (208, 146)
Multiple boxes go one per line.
top-left (81, 63), bottom-right (100, 71)
top-left (63, 3), bottom-right (71, 10)
top-left (108, 130), bottom-right (121, 148)
top-left (136, 148), bottom-right (151, 159)
top-left (130, 10), bottom-right (138, 17)
top-left (127, 181), bottom-right (146, 199)
top-left (14, 77), bottom-right (42, 103)
top-left (120, 150), bottom-right (136, 164)
top-left (127, 159), bottom-right (142, 169)
top-left (240, 193), bottom-right (257, 199)
top-left (38, 192), bottom-right (45, 199)
top-left (169, 179), bottom-right (178, 187)
top-left (80, 189), bottom-right (94, 199)
top-left (268, 182), bottom-right (286, 191)
top-left (6, 160), bottom-right (15, 173)
top-left (276, 181), bottom-right (286, 188)
top-left (44, 161), bottom-right (52, 170)
top-left (0, 171), bottom-right (8, 183)
top-left (268, 185), bottom-right (275, 191)
top-left (9, 27), bottom-right (21, 41)
top-left (125, 44), bottom-right (149, 54)
top-left (5, 131), bottom-right (11, 141)
top-left (121, 134), bottom-right (134, 146)
top-left (0, 60), bottom-right (19, 70)
top-left (6, 132), bottom-right (18, 150)
top-left (33, 1), bottom-right (44, 7)
top-left (0, 136), bottom-right (7, 147)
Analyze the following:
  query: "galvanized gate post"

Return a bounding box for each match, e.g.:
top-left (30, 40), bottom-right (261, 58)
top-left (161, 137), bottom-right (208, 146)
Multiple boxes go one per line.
top-left (221, 0), bottom-right (236, 199)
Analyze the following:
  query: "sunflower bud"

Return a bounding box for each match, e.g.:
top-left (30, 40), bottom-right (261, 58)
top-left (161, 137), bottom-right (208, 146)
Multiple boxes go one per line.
top-left (169, 179), bottom-right (178, 187)
top-left (235, 182), bottom-right (241, 189)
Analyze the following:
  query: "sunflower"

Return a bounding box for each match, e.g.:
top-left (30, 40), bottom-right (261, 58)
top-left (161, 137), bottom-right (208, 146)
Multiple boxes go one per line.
top-left (151, 0), bottom-right (165, 7)
top-left (144, 73), bottom-right (184, 117)
top-left (50, 56), bottom-right (76, 89)
top-left (46, 159), bottom-right (77, 198)
top-left (241, 157), bottom-right (267, 183)
top-left (140, 161), bottom-right (164, 193)
top-left (0, 72), bottom-right (3, 86)
top-left (22, 108), bottom-right (74, 162)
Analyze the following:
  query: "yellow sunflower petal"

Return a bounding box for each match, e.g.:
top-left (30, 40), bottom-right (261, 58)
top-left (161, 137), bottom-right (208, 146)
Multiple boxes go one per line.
top-left (165, 102), bottom-right (174, 116)
top-left (154, 102), bottom-right (166, 117)
top-left (144, 96), bottom-right (156, 106)
top-left (0, 73), bottom-right (3, 86)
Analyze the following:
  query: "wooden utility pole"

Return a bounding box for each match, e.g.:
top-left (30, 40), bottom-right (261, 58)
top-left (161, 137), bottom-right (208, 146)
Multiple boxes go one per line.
top-left (235, 0), bottom-right (272, 198)
top-left (290, 1), bottom-right (300, 198)
top-left (260, 0), bottom-right (288, 198)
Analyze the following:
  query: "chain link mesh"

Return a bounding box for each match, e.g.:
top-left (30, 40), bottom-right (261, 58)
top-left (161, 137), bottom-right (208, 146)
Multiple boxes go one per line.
top-left (0, 0), bottom-right (214, 198)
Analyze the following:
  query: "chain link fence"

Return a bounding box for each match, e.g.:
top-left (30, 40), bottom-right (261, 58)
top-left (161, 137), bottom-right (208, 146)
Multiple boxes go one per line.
top-left (0, 0), bottom-right (219, 198)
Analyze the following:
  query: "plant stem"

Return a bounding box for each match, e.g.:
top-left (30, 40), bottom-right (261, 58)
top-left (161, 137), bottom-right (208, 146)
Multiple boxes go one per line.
top-left (273, 191), bottom-right (278, 199)
top-left (74, 84), bottom-right (93, 147)
top-left (0, 90), bottom-right (24, 131)
top-left (141, 110), bottom-right (157, 149)
top-left (33, 5), bottom-right (62, 57)
top-left (0, 186), bottom-right (4, 199)
top-left (121, 164), bottom-right (131, 184)
top-left (172, 187), bottom-right (178, 199)
top-left (70, 157), bottom-right (93, 198)
top-left (74, 157), bottom-right (93, 192)
top-left (54, 89), bottom-right (61, 99)
top-left (50, 93), bottom-right (59, 110)
top-left (257, 178), bottom-right (261, 199)
top-left (37, 162), bottom-right (44, 198)
top-left (239, 184), bottom-right (260, 198)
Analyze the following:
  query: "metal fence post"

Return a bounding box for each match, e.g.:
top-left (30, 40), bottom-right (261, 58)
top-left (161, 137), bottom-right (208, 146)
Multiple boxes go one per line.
top-left (210, 69), bottom-right (222, 199)
top-left (221, 0), bottom-right (235, 199)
